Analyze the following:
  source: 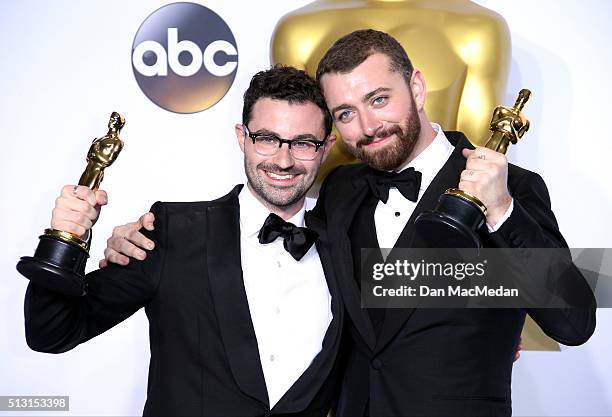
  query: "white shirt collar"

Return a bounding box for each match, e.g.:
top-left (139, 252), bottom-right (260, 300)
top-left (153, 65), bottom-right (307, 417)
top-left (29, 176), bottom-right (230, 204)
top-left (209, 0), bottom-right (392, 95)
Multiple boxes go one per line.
top-left (396, 122), bottom-right (454, 191)
top-left (238, 185), bottom-right (306, 238)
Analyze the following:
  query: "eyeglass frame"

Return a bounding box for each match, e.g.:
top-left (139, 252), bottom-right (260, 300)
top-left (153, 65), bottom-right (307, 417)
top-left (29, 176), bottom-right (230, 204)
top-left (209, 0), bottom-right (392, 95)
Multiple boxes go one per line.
top-left (242, 125), bottom-right (327, 161)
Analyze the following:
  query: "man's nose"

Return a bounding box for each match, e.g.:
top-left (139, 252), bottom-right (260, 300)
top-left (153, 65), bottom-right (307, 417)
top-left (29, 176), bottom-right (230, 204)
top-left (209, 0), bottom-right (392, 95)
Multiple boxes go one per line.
top-left (270, 142), bottom-right (295, 169)
top-left (360, 109), bottom-right (383, 137)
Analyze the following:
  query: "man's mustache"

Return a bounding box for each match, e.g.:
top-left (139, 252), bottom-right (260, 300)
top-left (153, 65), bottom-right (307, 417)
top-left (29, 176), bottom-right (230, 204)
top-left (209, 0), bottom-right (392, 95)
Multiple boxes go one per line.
top-left (357, 125), bottom-right (403, 148)
top-left (257, 163), bottom-right (306, 175)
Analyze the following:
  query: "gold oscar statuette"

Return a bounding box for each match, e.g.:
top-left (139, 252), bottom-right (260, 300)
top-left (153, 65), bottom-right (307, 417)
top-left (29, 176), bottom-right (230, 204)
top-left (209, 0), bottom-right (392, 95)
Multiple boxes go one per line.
top-left (414, 90), bottom-right (531, 248)
top-left (17, 112), bottom-right (125, 296)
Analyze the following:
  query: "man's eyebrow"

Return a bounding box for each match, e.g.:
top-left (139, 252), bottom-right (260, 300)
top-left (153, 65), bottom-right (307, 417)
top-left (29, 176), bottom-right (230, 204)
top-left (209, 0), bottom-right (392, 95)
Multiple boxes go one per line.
top-left (330, 103), bottom-right (353, 116)
top-left (293, 133), bottom-right (321, 141)
top-left (251, 128), bottom-right (320, 140)
top-left (249, 128), bottom-right (278, 136)
top-left (330, 87), bottom-right (392, 116)
top-left (363, 87), bottom-right (391, 102)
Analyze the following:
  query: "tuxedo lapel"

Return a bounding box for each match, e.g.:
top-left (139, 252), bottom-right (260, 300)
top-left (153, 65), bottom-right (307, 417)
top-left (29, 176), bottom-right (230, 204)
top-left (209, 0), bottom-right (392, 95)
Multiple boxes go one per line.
top-left (374, 133), bottom-right (474, 354)
top-left (332, 176), bottom-right (377, 351)
top-left (206, 186), bottom-right (269, 406)
top-left (305, 213), bottom-right (340, 302)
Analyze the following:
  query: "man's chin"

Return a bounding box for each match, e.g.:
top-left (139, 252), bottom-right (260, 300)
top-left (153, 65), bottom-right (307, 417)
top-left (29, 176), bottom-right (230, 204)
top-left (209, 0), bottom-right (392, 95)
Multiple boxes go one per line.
top-left (360, 150), bottom-right (403, 171)
top-left (260, 186), bottom-right (305, 208)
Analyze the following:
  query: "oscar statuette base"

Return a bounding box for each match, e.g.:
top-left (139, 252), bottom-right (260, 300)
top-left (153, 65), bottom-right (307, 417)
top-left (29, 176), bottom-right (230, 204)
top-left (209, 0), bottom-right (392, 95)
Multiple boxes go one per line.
top-left (17, 232), bottom-right (89, 297)
top-left (414, 189), bottom-right (486, 248)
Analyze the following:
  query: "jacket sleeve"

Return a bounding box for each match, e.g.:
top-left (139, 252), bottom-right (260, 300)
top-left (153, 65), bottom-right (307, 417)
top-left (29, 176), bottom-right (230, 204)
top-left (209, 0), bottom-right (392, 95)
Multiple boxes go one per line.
top-left (490, 171), bottom-right (596, 346)
top-left (24, 202), bottom-right (167, 353)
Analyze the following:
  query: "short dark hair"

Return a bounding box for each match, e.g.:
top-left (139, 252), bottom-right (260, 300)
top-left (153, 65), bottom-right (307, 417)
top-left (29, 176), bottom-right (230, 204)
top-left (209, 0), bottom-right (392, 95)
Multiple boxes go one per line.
top-left (316, 29), bottom-right (414, 86)
top-left (242, 65), bottom-right (333, 138)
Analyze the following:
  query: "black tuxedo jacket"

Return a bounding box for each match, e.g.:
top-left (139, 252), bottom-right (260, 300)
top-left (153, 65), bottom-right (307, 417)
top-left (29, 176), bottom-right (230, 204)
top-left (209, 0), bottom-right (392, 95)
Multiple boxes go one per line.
top-left (313, 132), bottom-right (596, 417)
top-left (24, 185), bottom-right (345, 417)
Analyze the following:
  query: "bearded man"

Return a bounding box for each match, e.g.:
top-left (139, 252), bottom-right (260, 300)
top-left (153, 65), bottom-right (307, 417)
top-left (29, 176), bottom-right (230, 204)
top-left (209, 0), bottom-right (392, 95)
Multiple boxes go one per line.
top-left (312, 29), bottom-right (595, 417)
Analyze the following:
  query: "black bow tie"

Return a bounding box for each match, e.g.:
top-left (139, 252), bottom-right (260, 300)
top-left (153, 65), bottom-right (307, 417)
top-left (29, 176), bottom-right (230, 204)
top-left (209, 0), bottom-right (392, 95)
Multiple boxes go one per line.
top-left (366, 167), bottom-right (422, 203)
top-left (258, 213), bottom-right (318, 261)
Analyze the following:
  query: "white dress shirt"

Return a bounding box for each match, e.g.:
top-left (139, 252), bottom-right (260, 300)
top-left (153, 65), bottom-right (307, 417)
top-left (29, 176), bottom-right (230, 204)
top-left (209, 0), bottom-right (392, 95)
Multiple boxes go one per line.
top-left (374, 123), bottom-right (513, 250)
top-left (238, 186), bottom-right (333, 408)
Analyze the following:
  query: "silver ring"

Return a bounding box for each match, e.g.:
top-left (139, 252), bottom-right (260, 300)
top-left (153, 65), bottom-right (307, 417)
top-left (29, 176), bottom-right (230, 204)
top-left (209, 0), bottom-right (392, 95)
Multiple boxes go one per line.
top-left (72, 185), bottom-right (78, 195)
top-left (477, 154), bottom-right (486, 160)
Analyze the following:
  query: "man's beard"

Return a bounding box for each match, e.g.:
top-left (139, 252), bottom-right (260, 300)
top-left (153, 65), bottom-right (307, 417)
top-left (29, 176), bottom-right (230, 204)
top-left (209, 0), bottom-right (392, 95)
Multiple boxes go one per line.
top-left (345, 101), bottom-right (421, 171)
top-left (245, 160), bottom-right (309, 208)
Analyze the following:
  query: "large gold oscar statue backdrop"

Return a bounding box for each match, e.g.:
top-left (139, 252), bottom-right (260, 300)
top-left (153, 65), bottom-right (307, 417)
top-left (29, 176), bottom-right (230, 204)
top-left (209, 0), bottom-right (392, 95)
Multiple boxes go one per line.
top-left (271, 0), bottom-right (558, 351)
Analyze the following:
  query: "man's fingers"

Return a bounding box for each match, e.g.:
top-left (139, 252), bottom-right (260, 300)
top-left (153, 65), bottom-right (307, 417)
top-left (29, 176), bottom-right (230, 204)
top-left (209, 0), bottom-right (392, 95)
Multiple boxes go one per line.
top-left (464, 157), bottom-right (493, 172)
top-left (55, 187), bottom-right (106, 234)
top-left (99, 259), bottom-right (108, 268)
top-left (457, 179), bottom-right (481, 196)
top-left (463, 147), bottom-right (506, 163)
top-left (111, 222), bottom-right (140, 240)
top-left (95, 190), bottom-right (109, 206)
top-left (112, 221), bottom-right (154, 250)
top-left (60, 185), bottom-right (79, 198)
top-left (108, 235), bottom-right (147, 261)
top-left (53, 206), bottom-right (93, 229)
top-left (128, 230), bottom-right (155, 251)
top-left (55, 196), bottom-right (99, 222)
top-left (459, 169), bottom-right (486, 183)
top-left (104, 247), bottom-right (131, 266)
top-left (462, 148), bottom-right (474, 159)
top-left (74, 185), bottom-right (94, 206)
top-left (513, 337), bottom-right (523, 362)
top-left (141, 212), bottom-right (155, 231)
top-left (103, 212), bottom-right (155, 267)
top-left (68, 185), bottom-right (97, 207)
top-left (51, 207), bottom-right (93, 235)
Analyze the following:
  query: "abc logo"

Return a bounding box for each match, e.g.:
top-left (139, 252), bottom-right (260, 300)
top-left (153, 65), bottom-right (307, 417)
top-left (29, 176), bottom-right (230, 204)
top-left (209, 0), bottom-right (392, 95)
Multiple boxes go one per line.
top-left (132, 2), bottom-right (238, 113)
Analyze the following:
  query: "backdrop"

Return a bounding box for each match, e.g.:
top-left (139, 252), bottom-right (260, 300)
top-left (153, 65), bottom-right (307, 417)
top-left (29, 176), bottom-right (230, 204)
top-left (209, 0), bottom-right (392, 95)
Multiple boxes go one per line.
top-left (1, 1), bottom-right (610, 415)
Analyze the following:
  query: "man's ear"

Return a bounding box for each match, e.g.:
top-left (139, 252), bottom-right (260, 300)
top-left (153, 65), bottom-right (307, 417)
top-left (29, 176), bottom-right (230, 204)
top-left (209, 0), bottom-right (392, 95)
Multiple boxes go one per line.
top-left (321, 134), bottom-right (337, 162)
top-left (235, 123), bottom-right (246, 153)
top-left (410, 69), bottom-right (427, 112)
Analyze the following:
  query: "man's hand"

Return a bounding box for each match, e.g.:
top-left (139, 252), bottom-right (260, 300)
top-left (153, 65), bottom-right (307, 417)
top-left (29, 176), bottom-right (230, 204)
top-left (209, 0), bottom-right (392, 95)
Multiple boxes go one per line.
top-left (460, 147), bottom-right (512, 227)
top-left (51, 185), bottom-right (108, 238)
top-left (99, 212), bottom-right (156, 268)
top-left (514, 337), bottom-right (524, 362)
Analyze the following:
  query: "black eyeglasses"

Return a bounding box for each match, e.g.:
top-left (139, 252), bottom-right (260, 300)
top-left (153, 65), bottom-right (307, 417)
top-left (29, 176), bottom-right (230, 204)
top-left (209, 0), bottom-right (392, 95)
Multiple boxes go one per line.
top-left (243, 125), bottom-right (326, 161)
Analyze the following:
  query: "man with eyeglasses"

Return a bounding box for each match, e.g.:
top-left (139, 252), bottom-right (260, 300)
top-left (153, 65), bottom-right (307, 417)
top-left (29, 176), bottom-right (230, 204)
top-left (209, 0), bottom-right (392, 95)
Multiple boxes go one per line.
top-left (23, 66), bottom-right (345, 417)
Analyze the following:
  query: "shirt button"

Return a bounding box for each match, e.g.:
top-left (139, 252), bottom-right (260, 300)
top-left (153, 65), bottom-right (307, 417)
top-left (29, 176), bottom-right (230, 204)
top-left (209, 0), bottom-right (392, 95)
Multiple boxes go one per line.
top-left (270, 355), bottom-right (275, 362)
top-left (394, 211), bottom-right (401, 217)
top-left (275, 307), bottom-right (281, 314)
top-left (276, 260), bottom-right (281, 267)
